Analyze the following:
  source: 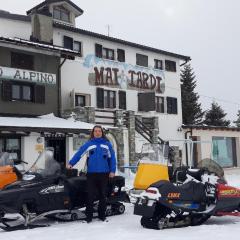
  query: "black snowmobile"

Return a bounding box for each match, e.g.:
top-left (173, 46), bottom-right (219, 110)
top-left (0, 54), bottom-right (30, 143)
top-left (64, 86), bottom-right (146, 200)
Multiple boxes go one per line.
top-left (134, 165), bottom-right (240, 230)
top-left (0, 148), bottom-right (128, 231)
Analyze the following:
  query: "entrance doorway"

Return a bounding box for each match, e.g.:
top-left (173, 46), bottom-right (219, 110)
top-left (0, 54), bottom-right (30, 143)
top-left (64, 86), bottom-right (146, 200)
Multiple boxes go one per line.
top-left (191, 136), bottom-right (201, 167)
top-left (45, 137), bottom-right (66, 169)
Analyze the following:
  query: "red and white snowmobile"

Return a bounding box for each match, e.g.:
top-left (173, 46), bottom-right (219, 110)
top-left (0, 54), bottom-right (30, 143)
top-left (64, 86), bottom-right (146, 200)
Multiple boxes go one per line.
top-left (134, 163), bottom-right (240, 229)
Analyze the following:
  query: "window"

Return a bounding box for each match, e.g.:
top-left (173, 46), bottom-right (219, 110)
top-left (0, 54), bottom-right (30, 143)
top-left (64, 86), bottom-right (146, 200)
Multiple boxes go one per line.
top-left (96, 88), bottom-right (116, 109)
top-left (74, 93), bottom-right (90, 107)
top-left (0, 137), bottom-right (21, 161)
top-left (104, 90), bottom-right (116, 108)
top-left (212, 137), bottom-right (237, 167)
top-left (73, 41), bottom-right (81, 53)
top-left (165, 60), bottom-right (176, 72)
top-left (64, 36), bottom-right (73, 50)
top-left (102, 47), bottom-right (115, 60)
top-left (75, 95), bottom-right (86, 107)
top-left (95, 44), bottom-right (103, 58)
top-left (136, 54), bottom-right (148, 67)
top-left (154, 59), bottom-right (163, 70)
top-left (53, 6), bottom-right (70, 22)
top-left (11, 52), bottom-right (34, 70)
top-left (2, 81), bottom-right (45, 104)
top-left (138, 92), bottom-right (155, 112)
top-left (156, 96), bottom-right (164, 113)
top-left (63, 36), bottom-right (82, 55)
top-left (12, 85), bottom-right (20, 100)
top-left (11, 83), bottom-right (33, 102)
top-left (167, 97), bottom-right (178, 114)
top-left (117, 49), bottom-right (125, 62)
top-left (95, 44), bottom-right (114, 60)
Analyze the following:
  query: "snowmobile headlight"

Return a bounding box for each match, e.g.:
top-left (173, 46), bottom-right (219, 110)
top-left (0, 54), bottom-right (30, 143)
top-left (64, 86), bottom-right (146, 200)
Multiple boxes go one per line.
top-left (145, 187), bottom-right (161, 199)
top-left (146, 189), bottom-right (158, 194)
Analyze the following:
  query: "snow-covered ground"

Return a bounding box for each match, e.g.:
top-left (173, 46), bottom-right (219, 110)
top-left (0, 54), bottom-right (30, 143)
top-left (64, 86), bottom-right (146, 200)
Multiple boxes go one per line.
top-left (1, 169), bottom-right (240, 240)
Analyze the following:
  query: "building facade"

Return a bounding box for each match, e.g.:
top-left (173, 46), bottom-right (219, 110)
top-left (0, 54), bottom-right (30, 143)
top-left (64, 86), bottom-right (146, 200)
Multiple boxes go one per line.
top-left (0, 0), bottom-right (191, 170)
top-left (183, 125), bottom-right (240, 168)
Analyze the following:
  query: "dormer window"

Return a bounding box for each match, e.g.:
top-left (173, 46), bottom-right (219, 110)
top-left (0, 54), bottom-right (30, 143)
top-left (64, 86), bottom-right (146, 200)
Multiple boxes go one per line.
top-left (53, 6), bottom-right (70, 22)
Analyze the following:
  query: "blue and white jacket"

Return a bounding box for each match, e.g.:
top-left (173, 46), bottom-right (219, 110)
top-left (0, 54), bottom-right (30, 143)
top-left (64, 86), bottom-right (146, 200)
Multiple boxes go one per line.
top-left (69, 137), bottom-right (116, 173)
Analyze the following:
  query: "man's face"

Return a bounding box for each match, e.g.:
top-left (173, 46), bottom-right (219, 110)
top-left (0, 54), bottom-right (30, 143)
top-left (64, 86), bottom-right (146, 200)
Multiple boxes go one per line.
top-left (93, 127), bottom-right (103, 138)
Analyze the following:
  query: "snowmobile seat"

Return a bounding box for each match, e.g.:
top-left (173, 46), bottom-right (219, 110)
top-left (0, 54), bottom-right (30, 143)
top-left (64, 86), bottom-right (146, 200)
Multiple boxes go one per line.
top-left (172, 166), bottom-right (189, 183)
top-left (186, 169), bottom-right (203, 181)
top-left (67, 176), bottom-right (87, 193)
top-left (66, 176), bottom-right (88, 207)
top-left (64, 168), bottom-right (78, 178)
top-left (111, 176), bottom-right (125, 188)
top-left (151, 180), bottom-right (207, 203)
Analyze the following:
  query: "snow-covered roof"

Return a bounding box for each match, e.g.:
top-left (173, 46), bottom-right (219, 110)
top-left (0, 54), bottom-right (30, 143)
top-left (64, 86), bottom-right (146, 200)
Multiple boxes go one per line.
top-left (182, 124), bottom-right (240, 132)
top-left (0, 37), bottom-right (81, 58)
top-left (0, 114), bottom-right (97, 133)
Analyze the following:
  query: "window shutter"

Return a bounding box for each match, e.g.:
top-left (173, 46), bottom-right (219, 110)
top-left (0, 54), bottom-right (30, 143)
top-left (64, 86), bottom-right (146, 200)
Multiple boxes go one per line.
top-left (2, 81), bottom-right (12, 101)
top-left (35, 85), bottom-right (45, 104)
top-left (63, 36), bottom-right (73, 50)
top-left (113, 92), bottom-right (116, 108)
top-left (119, 90), bottom-right (126, 110)
top-left (167, 97), bottom-right (171, 114)
top-left (96, 87), bottom-right (104, 108)
top-left (173, 98), bottom-right (178, 114)
top-left (161, 97), bottom-right (165, 113)
top-left (117, 49), bottom-right (125, 62)
top-left (136, 54), bottom-right (148, 67)
top-left (138, 92), bottom-right (155, 112)
top-left (95, 44), bottom-right (103, 58)
top-left (167, 97), bottom-right (178, 114)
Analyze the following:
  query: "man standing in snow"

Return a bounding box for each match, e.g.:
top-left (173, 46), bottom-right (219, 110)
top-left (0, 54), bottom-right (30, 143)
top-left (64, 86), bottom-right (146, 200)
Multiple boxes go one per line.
top-left (68, 125), bottom-right (116, 223)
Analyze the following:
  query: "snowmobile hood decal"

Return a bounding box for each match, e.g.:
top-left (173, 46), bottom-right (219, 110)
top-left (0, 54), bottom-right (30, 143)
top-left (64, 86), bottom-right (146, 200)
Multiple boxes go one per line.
top-left (40, 185), bottom-right (64, 195)
top-left (22, 174), bottom-right (36, 181)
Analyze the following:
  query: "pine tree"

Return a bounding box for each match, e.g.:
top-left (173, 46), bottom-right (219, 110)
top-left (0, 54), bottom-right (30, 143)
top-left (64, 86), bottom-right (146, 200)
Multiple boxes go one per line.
top-left (181, 64), bottom-right (204, 125)
top-left (234, 110), bottom-right (240, 127)
top-left (204, 101), bottom-right (230, 127)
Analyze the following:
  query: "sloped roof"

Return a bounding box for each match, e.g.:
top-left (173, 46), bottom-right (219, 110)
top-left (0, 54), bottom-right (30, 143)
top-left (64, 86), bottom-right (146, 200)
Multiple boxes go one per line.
top-left (26, 0), bottom-right (84, 16)
top-left (0, 36), bottom-right (80, 59)
top-left (0, 11), bottom-right (30, 22)
top-left (0, 11), bottom-right (191, 61)
top-left (54, 22), bottom-right (191, 61)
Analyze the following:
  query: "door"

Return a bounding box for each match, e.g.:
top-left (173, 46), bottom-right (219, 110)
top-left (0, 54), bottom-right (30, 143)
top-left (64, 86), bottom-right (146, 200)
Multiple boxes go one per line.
top-left (191, 136), bottom-right (199, 167)
top-left (45, 137), bottom-right (66, 168)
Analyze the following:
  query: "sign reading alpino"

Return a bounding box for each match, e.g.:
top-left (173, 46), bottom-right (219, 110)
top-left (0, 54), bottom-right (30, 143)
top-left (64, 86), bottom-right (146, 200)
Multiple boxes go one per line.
top-left (0, 66), bottom-right (56, 85)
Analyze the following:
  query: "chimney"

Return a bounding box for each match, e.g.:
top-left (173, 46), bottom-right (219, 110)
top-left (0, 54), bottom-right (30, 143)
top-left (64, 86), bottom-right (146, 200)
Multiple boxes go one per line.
top-left (30, 6), bottom-right (53, 44)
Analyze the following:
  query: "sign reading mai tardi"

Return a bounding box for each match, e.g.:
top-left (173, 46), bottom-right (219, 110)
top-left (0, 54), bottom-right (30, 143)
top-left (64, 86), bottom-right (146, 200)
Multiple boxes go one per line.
top-left (0, 66), bottom-right (56, 85)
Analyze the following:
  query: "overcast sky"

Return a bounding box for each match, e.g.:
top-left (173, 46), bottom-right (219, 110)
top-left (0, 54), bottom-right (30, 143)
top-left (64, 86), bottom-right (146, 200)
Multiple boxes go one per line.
top-left (1, 0), bottom-right (240, 123)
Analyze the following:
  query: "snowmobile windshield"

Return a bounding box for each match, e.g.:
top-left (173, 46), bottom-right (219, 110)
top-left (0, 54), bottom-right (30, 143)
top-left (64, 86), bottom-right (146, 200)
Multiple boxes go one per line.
top-left (25, 148), bottom-right (61, 178)
top-left (197, 158), bottom-right (224, 178)
top-left (0, 152), bottom-right (14, 166)
top-left (139, 143), bottom-right (168, 164)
